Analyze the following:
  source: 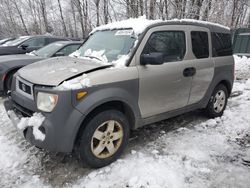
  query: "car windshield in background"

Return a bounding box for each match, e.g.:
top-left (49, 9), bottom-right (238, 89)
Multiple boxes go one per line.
top-left (4, 36), bottom-right (29, 46)
top-left (76, 29), bottom-right (136, 63)
top-left (33, 42), bottom-right (64, 57)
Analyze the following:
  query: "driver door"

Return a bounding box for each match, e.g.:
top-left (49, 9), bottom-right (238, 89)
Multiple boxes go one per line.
top-left (136, 25), bottom-right (194, 118)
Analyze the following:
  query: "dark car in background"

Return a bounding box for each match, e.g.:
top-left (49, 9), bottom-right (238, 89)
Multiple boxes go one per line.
top-left (0, 35), bottom-right (72, 56)
top-left (0, 41), bottom-right (82, 94)
top-left (0, 38), bottom-right (15, 45)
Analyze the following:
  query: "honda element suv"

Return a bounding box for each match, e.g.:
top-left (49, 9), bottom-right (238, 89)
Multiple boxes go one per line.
top-left (4, 18), bottom-right (234, 168)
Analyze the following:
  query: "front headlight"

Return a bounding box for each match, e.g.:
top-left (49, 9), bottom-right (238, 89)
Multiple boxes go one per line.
top-left (37, 92), bottom-right (58, 112)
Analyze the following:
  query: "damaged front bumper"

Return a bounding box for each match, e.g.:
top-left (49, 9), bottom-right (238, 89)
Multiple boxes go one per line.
top-left (4, 94), bottom-right (85, 153)
top-left (4, 99), bottom-right (53, 150)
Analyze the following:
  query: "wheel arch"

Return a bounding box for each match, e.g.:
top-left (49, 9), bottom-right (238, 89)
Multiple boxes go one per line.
top-left (74, 99), bottom-right (137, 149)
top-left (3, 66), bottom-right (22, 91)
top-left (217, 79), bottom-right (232, 95)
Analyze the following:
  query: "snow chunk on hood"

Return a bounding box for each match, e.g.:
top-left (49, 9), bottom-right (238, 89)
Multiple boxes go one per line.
top-left (91, 16), bottom-right (162, 35)
top-left (9, 112), bottom-right (46, 141)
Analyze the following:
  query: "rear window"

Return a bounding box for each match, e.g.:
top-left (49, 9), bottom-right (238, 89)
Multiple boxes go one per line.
top-left (211, 32), bottom-right (232, 57)
top-left (191, 31), bottom-right (209, 59)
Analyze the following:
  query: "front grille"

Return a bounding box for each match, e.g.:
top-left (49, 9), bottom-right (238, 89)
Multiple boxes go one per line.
top-left (16, 76), bottom-right (34, 100)
top-left (18, 81), bottom-right (32, 94)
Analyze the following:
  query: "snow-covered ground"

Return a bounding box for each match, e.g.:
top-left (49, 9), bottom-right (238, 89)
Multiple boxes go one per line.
top-left (1, 56), bottom-right (250, 188)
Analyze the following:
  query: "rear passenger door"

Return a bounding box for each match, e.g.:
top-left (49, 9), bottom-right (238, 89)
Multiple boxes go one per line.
top-left (136, 25), bottom-right (193, 118)
top-left (187, 26), bottom-right (214, 104)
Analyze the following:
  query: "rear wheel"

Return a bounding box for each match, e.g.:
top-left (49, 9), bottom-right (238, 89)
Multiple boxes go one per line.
top-left (77, 110), bottom-right (130, 168)
top-left (205, 84), bottom-right (228, 118)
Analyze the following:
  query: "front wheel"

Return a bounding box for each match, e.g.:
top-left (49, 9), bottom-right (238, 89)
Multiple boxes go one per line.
top-left (77, 110), bottom-right (130, 168)
top-left (205, 84), bottom-right (228, 118)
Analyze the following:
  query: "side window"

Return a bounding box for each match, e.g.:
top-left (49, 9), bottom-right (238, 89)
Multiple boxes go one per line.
top-left (191, 31), bottom-right (209, 59)
top-left (142, 31), bottom-right (186, 62)
top-left (22, 37), bottom-right (46, 47)
top-left (211, 32), bottom-right (232, 57)
top-left (57, 44), bottom-right (80, 56)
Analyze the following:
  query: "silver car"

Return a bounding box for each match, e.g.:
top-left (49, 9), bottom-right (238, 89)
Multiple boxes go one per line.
top-left (4, 19), bottom-right (234, 168)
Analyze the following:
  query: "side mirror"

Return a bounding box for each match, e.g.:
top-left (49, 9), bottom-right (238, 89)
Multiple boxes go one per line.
top-left (54, 52), bottom-right (65, 57)
top-left (140, 53), bottom-right (164, 65)
top-left (20, 44), bottom-right (29, 49)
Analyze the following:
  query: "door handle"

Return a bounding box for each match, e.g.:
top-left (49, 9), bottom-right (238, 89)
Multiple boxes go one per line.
top-left (183, 67), bottom-right (196, 77)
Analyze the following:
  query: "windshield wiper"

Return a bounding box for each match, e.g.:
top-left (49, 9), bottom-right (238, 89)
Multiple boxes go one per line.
top-left (83, 55), bottom-right (104, 62)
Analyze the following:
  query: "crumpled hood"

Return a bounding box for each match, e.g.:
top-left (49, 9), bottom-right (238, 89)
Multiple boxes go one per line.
top-left (18, 56), bottom-right (111, 86)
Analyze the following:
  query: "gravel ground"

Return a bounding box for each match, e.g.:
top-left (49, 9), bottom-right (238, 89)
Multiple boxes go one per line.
top-left (0, 55), bottom-right (250, 188)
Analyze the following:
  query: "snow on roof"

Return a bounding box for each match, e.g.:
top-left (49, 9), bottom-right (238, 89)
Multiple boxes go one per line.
top-left (91, 16), bottom-right (229, 35)
top-left (91, 16), bottom-right (162, 35)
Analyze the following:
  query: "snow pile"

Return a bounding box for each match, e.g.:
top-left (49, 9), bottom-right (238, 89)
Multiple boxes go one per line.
top-left (234, 55), bottom-right (250, 73)
top-left (91, 16), bottom-right (162, 36)
top-left (58, 73), bottom-right (91, 90)
top-left (12, 112), bottom-right (46, 141)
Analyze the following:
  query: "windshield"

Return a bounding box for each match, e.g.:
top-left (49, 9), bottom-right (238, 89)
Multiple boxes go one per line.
top-left (75, 29), bottom-right (136, 63)
top-left (33, 42), bottom-right (65, 57)
top-left (3, 36), bottom-right (29, 46)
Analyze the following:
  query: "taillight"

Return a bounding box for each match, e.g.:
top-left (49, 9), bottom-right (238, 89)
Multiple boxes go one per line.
top-left (2, 74), bottom-right (6, 81)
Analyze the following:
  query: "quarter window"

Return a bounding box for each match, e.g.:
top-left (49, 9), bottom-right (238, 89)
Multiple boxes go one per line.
top-left (211, 32), bottom-right (232, 56)
top-left (142, 31), bottom-right (186, 62)
top-left (191, 31), bottom-right (209, 59)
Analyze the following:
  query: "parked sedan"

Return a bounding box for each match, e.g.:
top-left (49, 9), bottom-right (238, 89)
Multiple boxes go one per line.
top-left (0, 35), bottom-right (71, 56)
top-left (0, 41), bottom-right (82, 94)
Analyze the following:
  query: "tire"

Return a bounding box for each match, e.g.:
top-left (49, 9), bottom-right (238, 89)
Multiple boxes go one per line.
top-left (205, 84), bottom-right (228, 118)
top-left (77, 110), bottom-right (130, 168)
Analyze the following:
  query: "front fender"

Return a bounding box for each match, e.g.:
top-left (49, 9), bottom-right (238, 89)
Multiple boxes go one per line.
top-left (72, 79), bottom-right (140, 128)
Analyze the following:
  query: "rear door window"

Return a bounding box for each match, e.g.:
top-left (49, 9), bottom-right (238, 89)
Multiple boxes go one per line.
top-left (142, 31), bottom-right (186, 62)
top-left (191, 31), bottom-right (209, 59)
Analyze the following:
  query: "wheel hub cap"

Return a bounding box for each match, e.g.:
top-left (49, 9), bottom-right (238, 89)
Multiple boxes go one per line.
top-left (91, 120), bottom-right (123, 159)
top-left (213, 90), bottom-right (226, 113)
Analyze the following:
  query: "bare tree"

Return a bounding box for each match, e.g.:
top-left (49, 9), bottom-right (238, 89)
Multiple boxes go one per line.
top-left (104, 0), bottom-right (109, 24)
top-left (37, 0), bottom-right (51, 33)
top-left (149, 0), bottom-right (156, 19)
top-left (94, 0), bottom-right (101, 26)
top-left (57, 0), bottom-right (68, 37)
